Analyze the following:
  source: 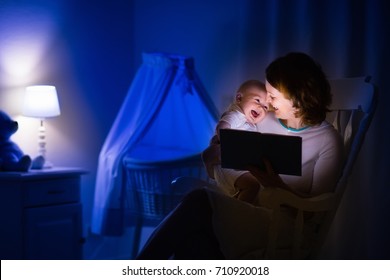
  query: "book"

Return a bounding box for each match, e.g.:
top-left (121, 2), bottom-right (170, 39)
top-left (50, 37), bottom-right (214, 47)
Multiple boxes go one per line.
top-left (220, 129), bottom-right (302, 176)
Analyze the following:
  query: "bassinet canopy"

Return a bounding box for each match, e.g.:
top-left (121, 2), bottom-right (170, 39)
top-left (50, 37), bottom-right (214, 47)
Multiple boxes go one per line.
top-left (91, 52), bottom-right (219, 235)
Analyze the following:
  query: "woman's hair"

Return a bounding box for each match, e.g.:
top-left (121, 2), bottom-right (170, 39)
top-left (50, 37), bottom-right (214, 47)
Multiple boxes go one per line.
top-left (265, 52), bottom-right (331, 125)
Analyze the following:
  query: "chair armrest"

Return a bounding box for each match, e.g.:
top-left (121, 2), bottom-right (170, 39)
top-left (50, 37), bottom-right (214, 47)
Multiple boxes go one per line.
top-left (258, 188), bottom-right (337, 212)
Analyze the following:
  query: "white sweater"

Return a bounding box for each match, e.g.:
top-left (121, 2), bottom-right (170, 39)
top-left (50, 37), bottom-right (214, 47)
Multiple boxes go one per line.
top-left (256, 113), bottom-right (344, 195)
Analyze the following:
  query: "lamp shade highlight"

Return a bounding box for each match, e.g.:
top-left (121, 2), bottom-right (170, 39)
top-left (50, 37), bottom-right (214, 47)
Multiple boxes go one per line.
top-left (23, 85), bottom-right (61, 118)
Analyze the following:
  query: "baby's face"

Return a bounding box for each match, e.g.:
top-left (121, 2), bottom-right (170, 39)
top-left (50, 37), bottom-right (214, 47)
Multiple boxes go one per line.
top-left (238, 87), bottom-right (268, 124)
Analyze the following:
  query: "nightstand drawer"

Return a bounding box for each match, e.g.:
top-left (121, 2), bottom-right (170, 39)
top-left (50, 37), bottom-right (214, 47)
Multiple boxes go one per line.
top-left (23, 177), bottom-right (80, 207)
top-left (0, 168), bottom-right (86, 259)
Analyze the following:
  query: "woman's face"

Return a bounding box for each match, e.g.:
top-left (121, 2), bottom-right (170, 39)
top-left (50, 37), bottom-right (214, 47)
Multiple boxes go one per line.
top-left (265, 81), bottom-right (298, 121)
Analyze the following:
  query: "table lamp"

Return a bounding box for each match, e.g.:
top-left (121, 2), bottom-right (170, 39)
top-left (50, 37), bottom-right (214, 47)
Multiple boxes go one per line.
top-left (22, 85), bottom-right (61, 168)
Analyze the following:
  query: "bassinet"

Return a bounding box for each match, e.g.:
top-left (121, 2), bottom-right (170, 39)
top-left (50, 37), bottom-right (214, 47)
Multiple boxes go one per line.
top-left (91, 53), bottom-right (219, 237)
top-left (123, 153), bottom-right (207, 222)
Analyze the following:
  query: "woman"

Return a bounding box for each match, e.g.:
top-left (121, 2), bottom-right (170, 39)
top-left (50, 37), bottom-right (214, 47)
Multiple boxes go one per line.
top-left (136, 52), bottom-right (344, 259)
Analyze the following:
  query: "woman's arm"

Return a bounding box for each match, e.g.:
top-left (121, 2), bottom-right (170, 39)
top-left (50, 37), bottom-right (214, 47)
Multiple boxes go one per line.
top-left (202, 120), bottom-right (231, 179)
top-left (310, 129), bottom-right (344, 195)
top-left (202, 137), bottom-right (221, 179)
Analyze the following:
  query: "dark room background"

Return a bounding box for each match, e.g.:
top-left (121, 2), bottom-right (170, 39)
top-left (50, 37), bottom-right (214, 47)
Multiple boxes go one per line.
top-left (0, 0), bottom-right (389, 259)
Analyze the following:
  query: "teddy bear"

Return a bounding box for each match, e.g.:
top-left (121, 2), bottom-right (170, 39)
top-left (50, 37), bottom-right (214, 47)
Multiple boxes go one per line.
top-left (0, 110), bottom-right (45, 172)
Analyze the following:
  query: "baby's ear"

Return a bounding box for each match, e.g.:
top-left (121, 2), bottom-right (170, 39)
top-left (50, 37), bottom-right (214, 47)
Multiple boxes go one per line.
top-left (235, 92), bottom-right (243, 102)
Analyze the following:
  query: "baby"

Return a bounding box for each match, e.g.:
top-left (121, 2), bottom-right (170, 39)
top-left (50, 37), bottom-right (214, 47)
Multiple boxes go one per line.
top-left (213, 80), bottom-right (268, 203)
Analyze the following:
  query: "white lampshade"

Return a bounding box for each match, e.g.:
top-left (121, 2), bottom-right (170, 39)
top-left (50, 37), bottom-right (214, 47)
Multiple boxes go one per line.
top-left (23, 85), bottom-right (61, 118)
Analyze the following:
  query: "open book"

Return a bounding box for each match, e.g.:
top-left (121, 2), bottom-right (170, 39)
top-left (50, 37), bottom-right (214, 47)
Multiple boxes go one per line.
top-left (220, 129), bottom-right (302, 176)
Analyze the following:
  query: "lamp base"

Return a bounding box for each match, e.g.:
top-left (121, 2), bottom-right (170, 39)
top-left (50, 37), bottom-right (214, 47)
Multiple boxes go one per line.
top-left (42, 161), bottom-right (54, 169)
top-left (31, 155), bottom-right (52, 170)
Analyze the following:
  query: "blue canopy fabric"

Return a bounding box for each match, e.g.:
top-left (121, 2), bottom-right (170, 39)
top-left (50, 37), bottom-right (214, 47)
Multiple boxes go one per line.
top-left (91, 53), bottom-right (219, 235)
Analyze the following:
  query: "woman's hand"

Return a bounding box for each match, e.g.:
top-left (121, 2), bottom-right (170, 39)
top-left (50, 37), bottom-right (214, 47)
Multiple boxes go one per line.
top-left (247, 158), bottom-right (286, 189)
top-left (249, 158), bottom-right (311, 198)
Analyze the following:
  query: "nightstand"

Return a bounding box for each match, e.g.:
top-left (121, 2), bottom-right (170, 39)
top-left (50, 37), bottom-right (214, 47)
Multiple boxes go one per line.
top-left (0, 167), bottom-right (87, 260)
